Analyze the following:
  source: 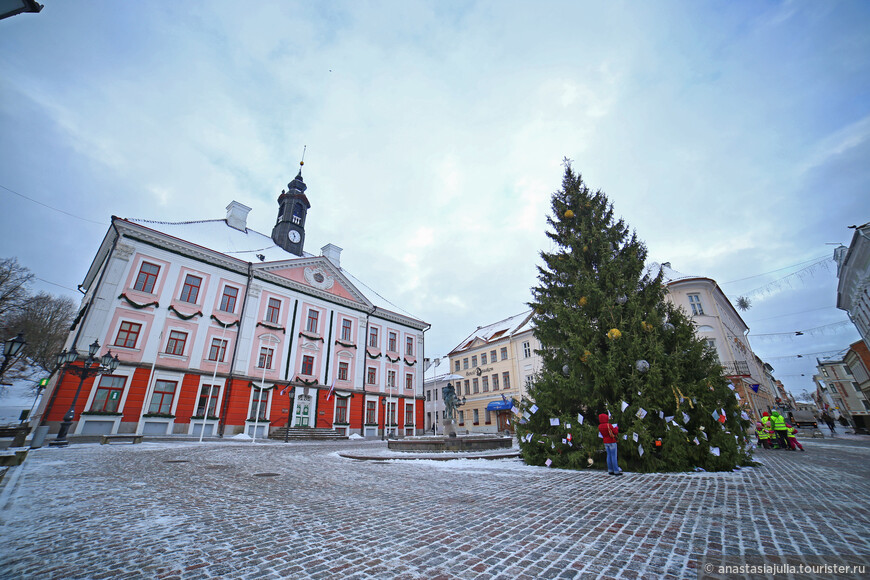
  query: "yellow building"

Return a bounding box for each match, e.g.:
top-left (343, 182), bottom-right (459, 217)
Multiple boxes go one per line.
top-left (447, 311), bottom-right (539, 434)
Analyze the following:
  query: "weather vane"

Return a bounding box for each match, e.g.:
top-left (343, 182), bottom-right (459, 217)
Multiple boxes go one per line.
top-left (300, 145), bottom-right (306, 168)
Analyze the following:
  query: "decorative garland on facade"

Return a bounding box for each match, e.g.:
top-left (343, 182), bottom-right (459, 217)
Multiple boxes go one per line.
top-left (333, 391), bottom-right (353, 399)
top-left (210, 315), bottom-right (240, 328)
top-left (246, 418), bottom-right (271, 423)
top-left (248, 381), bottom-right (276, 391)
top-left (118, 293), bottom-right (160, 309)
top-left (403, 358), bottom-right (417, 366)
top-left (297, 330), bottom-right (323, 342)
top-left (366, 349), bottom-right (382, 359)
top-left (168, 305), bottom-right (203, 320)
top-left (142, 413), bottom-right (176, 419)
top-left (190, 415), bottom-right (219, 421)
top-left (294, 377), bottom-right (319, 386)
top-left (334, 339), bottom-right (357, 349)
top-left (80, 410), bottom-right (123, 416)
top-left (257, 321), bottom-right (286, 334)
top-left (386, 355), bottom-right (401, 363)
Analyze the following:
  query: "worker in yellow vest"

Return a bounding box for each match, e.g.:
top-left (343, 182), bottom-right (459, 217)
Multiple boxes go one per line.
top-left (756, 421), bottom-right (772, 449)
top-left (770, 410), bottom-right (789, 450)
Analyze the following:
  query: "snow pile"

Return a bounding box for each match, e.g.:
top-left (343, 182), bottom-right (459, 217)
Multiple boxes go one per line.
top-left (348, 433), bottom-right (364, 440)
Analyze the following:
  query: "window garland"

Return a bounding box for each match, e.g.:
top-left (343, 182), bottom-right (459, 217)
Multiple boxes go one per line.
top-left (404, 358), bottom-right (417, 366)
top-left (297, 330), bottom-right (323, 341)
top-left (168, 305), bottom-right (203, 320)
top-left (211, 314), bottom-right (240, 328)
top-left (366, 349), bottom-right (382, 359)
top-left (334, 339), bottom-right (357, 349)
top-left (257, 321), bottom-right (286, 334)
top-left (119, 293), bottom-right (160, 309)
top-left (295, 377), bottom-right (319, 386)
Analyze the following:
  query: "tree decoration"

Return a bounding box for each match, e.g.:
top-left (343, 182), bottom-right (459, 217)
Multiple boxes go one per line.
top-left (735, 296), bottom-right (752, 311)
top-left (517, 162), bottom-right (752, 473)
top-left (578, 296), bottom-right (588, 307)
top-left (564, 209), bottom-right (575, 218)
top-left (562, 364), bottom-right (570, 376)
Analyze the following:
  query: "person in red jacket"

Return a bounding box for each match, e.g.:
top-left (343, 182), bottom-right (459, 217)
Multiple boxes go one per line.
top-left (599, 413), bottom-right (623, 476)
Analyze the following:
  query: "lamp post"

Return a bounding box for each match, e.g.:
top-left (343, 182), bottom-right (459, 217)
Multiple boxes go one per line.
top-left (50, 340), bottom-right (120, 447)
top-left (0, 332), bottom-right (27, 382)
top-left (0, 0), bottom-right (43, 21)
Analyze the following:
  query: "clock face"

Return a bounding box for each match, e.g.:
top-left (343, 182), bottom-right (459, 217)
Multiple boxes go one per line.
top-left (288, 230), bottom-right (301, 243)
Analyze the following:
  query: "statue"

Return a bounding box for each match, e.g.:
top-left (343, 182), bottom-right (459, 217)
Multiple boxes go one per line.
top-left (441, 383), bottom-right (465, 438)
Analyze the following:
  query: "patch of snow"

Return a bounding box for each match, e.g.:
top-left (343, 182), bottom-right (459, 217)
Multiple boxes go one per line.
top-left (348, 433), bottom-right (364, 440)
top-left (230, 433), bottom-right (252, 440)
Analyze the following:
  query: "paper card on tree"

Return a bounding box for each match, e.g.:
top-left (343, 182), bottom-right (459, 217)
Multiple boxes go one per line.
top-left (562, 438), bottom-right (567, 444)
top-left (727, 383), bottom-right (735, 390)
top-left (567, 433), bottom-right (572, 441)
top-left (519, 418), bottom-right (528, 425)
top-left (545, 458), bottom-right (552, 467)
top-left (638, 444), bottom-right (644, 457)
top-left (523, 411), bottom-right (531, 420)
top-left (598, 432), bottom-right (603, 438)
top-left (551, 442), bottom-right (555, 449)
top-left (682, 412), bottom-right (689, 424)
top-left (701, 431), bottom-right (708, 440)
top-left (578, 414), bottom-right (584, 425)
top-left (740, 411), bottom-right (750, 421)
top-left (710, 447), bottom-right (720, 456)
top-left (665, 416), bottom-right (674, 423)
top-left (566, 423), bottom-right (571, 429)
top-left (711, 410), bottom-right (720, 422)
top-left (693, 437), bottom-right (699, 445)
top-left (620, 401), bottom-right (629, 412)
top-left (623, 434), bottom-right (627, 440)
top-left (550, 418), bottom-right (560, 426)
top-left (512, 406), bottom-right (520, 415)
top-left (530, 404), bottom-right (539, 414)
top-left (636, 408), bottom-right (647, 419)
top-left (632, 432), bottom-right (639, 442)
top-left (568, 441), bottom-right (573, 447)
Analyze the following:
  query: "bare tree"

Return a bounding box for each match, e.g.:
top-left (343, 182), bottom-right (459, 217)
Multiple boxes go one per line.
top-left (5, 292), bottom-right (76, 375)
top-left (0, 257), bottom-right (33, 320)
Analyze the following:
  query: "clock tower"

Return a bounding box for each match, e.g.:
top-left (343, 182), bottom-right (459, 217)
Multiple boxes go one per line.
top-left (271, 166), bottom-right (310, 256)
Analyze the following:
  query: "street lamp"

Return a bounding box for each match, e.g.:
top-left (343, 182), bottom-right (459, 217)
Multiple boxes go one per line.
top-left (0, 0), bottom-right (43, 20)
top-left (50, 340), bottom-right (120, 447)
top-left (0, 332), bottom-right (26, 381)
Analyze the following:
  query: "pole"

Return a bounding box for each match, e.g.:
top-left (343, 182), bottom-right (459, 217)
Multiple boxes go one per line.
top-left (200, 324), bottom-right (229, 443)
top-left (251, 342), bottom-right (269, 443)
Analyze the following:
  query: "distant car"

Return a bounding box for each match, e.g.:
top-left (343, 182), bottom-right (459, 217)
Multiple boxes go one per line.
top-left (787, 410), bottom-right (817, 429)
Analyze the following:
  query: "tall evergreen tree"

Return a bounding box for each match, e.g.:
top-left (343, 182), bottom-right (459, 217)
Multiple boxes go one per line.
top-left (517, 163), bottom-right (753, 472)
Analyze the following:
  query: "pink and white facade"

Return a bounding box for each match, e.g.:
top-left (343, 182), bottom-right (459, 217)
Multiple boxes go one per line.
top-left (36, 171), bottom-right (429, 438)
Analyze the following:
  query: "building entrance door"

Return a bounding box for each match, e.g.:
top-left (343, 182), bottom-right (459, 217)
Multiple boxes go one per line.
top-left (497, 411), bottom-right (512, 433)
top-left (295, 394), bottom-right (311, 427)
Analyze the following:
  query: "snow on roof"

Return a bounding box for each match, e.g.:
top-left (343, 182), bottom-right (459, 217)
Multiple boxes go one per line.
top-left (450, 310), bottom-right (533, 354)
top-left (123, 215), bottom-right (423, 324)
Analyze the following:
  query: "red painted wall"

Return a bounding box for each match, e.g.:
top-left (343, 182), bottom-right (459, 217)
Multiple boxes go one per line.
top-left (46, 368), bottom-right (97, 422)
top-left (224, 379), bottom-right (251, 426)
top-left (121, 368), bottom-right (152, 421)
top-left (349, 393), bottom-right (364, 430)
top-left (173, 374), bottom-right (201, 424)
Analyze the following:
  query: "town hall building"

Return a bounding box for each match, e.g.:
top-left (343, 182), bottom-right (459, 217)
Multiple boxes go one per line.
top-left (36, 167), bottom-right (429, 439)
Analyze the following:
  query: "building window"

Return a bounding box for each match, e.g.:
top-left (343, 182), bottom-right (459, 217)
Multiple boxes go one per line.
top-left (335, 398), bottom-right (348, 423)
top-left (463, 358), bottom-right (469, 370)
top-left (490, 350), bottom-right (497, 362)
top-left (258, 347), bottom-right (274, 369)
top-left (500, 347), bottom-right (508, 361)
top-left (338, 361), bottom-right (349, 381)
top-left (266, 298), bottom-right (281, 324)
top-left (434, 388), bottom-right (438, 400)
top-left (473, 378), bottom-right (479, 394)
top-left (306, 310), bottom-right (319, 333)
top-left (388, 332), bottom-right (397, 352)
top-left (301, 355), bottom-right (314, 376)
top-left (90, 375), bottom-right (125, 412)
top-left (481, 352), bottom-right (487, 365)
top-left (133, 262), bottom-right (160, 293)
top-left (208, 338), bottom-right (228, 362)
top-left (366, 401), bottom-right (377, 424)
top-left (688, 294), bottom-right (704, 316)
top-left (485, 409), bottom-right (492, 424)
top-left (165, 331), bottom-right (187, 356)
top-left (114, 321), bottom-right (141, 349)
top-left (368, 327), bottom-right (379, 348)
top-left (464, 380), bottom-right (470, 396)
top-left (523, 341), bottom-right (531, 358)
top-left (180, 274), bottom-right (202, 304)
top-left (219, 286), bottom-right (238, 313)
top-left (458, 410), bottom-right (464, 425)
top-left (196, 384), bottom-right (220, 417)
top-left (149, 380), bottom-right (176, 414)
top-left (471, 355), bottom-right (478, 368)
top-left (426, 390), bottom-right (431, 402)
top-left (405, 403), bottom-right (414, 425)
top-left (502, 372), bottom-right (511, 390)
top-left (454, 360), bottom-right (460, 372)
top-left (406, 336), bottom-right (414, 356)
top-left (473, 409), bottom-right (479, 425)
top-left (405, 373), bottom-right (413, 390)
top-left (341, 319), bottom-right (353, 342)
top-left (387, 370), bottom-right (396, 389)
top-left (367, 367), bottom-right (377, 385)
top-left (250, 388), bottom-right (268, 420)
top-left (482, 376), bottom-right (489, 392)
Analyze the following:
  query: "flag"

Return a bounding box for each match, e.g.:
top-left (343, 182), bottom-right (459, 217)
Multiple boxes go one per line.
top-left (280, 384), bottom-right (289, 396)
top-left (326, 379), bottom-right (336, 401)
top-left (750, 384), bottom-right (759, 393)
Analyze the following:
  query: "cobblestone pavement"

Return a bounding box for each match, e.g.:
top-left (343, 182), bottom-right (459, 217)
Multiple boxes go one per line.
top-left (1, 435), bottom-right (869, 579)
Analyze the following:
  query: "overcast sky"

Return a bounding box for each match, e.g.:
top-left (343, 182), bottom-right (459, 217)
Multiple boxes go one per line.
top-left (1, 1), bottom-right (868, 398)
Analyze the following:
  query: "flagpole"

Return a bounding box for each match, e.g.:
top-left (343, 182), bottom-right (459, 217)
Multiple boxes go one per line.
top-left (200, 323), bottom-right (229, 443)
top-left (137, 330), bottom-right (163, 436)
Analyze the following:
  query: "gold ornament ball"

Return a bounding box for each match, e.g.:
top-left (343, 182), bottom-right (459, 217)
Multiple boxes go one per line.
top-left (579, 296), bottom-right (588, 307)
top-left (607, 328), bottom-right (622, 340)
top-left (564, 209), bottom-right (574, 218)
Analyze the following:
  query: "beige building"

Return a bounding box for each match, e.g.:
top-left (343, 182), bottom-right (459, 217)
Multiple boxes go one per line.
top-left (665, 277), bottom-right (776, 419)
top-left (815, 355), bottom-right (870, 430)
top-left (447, 311), bottom-right (540, 434)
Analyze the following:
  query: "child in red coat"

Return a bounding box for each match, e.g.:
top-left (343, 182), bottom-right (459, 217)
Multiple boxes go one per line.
top-left (599, 413), bottom-right (622, 476)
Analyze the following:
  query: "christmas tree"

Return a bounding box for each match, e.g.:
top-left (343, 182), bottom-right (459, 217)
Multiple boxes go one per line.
top-left (517, 163), bottom-right (753, 473)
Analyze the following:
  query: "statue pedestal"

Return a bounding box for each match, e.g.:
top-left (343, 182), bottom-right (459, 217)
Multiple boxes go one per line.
top-left (443, 419), bottom-right (458, 438)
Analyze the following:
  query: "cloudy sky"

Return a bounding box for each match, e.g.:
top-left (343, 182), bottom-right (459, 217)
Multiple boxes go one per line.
top-left (1, 1), bottom-right (868, 398)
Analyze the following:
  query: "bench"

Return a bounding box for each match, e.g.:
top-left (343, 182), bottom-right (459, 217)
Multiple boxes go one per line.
top-left (100, 434), bottom-right (143, 445)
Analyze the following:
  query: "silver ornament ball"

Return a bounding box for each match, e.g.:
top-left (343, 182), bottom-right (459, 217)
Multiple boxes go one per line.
top-left (635, 360), bottom-right (650, 373)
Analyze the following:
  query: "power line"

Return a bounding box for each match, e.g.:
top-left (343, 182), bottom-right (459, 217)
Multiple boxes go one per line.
top-left (720, 254), bottom-right (831, 284)
top-left (744, 305), bottom-right (837, 323)
top-left (34, 276), bottom-right (79, 293)
top-left (749, 320), bottom-right (850, 337)
top-left (0, 184), bottom-right (109, 226)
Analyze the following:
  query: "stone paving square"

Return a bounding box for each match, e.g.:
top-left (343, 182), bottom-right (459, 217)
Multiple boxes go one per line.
top-left (1, 435), bottom-right (869, 579)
